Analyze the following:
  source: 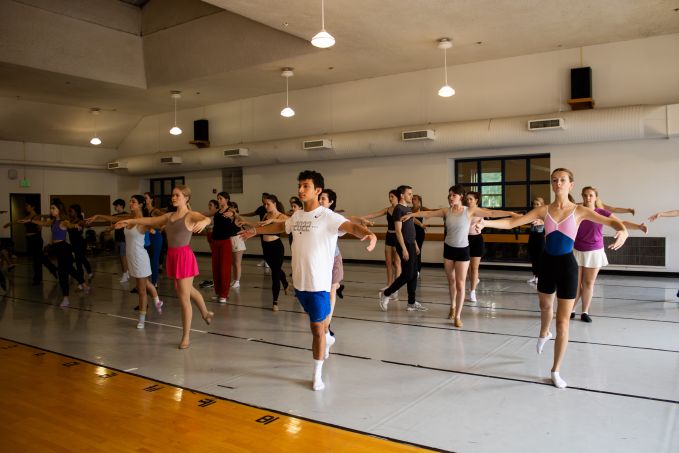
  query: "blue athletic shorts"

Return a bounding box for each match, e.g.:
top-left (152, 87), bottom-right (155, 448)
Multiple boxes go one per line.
top-left (295, 290), bottom-right (331, 323)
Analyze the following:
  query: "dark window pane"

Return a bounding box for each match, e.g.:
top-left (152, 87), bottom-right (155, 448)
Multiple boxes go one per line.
top-left (152, 181), bottom-right (161, 194)
top-left (163, 180), bottom-right (172, 194)
top-left (505, 159), bottom-right (526, 182)
top-left (457, 161), bottom-right (478, 184)
top-left (530, 157), bottom-right (551, 181)
top-left (481, 160), bottom-right (501, 183)
top-left (506, 185), bottom-right (527, 207)
top-left (530, 183), bottom-right (551, 205)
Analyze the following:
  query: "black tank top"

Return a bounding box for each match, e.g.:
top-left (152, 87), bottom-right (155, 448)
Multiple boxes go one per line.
top-left (212, 211), bottom-right (239, 240)
top-left (24, 216), bottom-right (41, 235)
top-left (386, 211), bottom-right (395, 232)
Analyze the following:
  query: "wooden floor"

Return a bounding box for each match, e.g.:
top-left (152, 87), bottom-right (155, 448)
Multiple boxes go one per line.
top-left (0, 338), bottom-right (435, 452)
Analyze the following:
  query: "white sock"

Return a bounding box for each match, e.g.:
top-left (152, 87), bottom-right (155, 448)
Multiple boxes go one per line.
top-left (312, 359), bottom-right (325, 391)
top-left (152, 296), bottom-right (159, 303)
top-left (551, 371), bottom-right (567, 389)
top-left (137, 312), bottom-right (146, 329)
top-left (536, 332), bottom-right (553, 354)
top-left (324, 332), bottom-right (336, 359)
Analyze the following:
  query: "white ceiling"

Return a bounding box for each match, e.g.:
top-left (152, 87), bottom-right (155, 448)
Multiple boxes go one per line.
top-left (1, 0), bottom-right (678, 148)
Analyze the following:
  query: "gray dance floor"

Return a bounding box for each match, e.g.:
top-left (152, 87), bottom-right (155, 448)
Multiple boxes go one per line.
top-left (1, 255), bottom-right (677, 452)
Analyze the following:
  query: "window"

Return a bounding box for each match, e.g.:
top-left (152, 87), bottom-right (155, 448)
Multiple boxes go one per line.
top-left (455, 154), bottom-right (550, 209)
top-left (150, 176), bottom-right (185, 209)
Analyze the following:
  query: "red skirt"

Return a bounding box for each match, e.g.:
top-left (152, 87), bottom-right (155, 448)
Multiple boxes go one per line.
top-left (166, 245), bottom-right (199, 279)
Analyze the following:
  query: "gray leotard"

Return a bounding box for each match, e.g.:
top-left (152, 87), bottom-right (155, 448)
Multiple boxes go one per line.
top-left (444, 206), bottom-right (471, 248)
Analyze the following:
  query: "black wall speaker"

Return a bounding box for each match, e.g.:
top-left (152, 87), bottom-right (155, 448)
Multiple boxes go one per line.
top-left (193, 119), bottom-right (209, 142)
top-left (570, 67), bottom-right (592, 99)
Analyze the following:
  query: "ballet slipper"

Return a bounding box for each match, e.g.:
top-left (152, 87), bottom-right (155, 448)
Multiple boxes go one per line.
top-left (178, 341), bottom-right (190, 349)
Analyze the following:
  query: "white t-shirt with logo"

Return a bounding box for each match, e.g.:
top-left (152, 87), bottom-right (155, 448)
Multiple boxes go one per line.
top-left (285, 206), bottom-right (347, 292)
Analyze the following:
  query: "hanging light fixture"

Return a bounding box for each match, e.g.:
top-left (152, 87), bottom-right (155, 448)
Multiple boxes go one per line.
top-left (311, 0), bottom-right (335, 48)
top-left (437, 38), bottom-right (455, 98)
top-left (169, 91), bottom-right (182, 135)
top-left (280, 68), bottom-right (295, 118)
top-left (89, 108), bottom-right (102, 145)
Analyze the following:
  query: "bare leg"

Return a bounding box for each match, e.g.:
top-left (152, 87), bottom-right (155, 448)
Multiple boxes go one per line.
top-left (145, 279), bottom-right (159, 299)
top-left (538, 292), bottom-right (555, 338)
top-left (120, 255), bottom-right (128, 273)
top-left (232, 251), bottom-right (243, 282)
top-left (176, 278), bottom-right (193, 349)
top-left (329, 282), bottom-right (339, 323)
top-left (384, 246), bottom-right (393, 287)
top-left (552, 298), bottom-right (576, 372)
top-left (573, 266), bottom-right (584, 312)
top-left (391, 249), bottom-right (401, 282)
top-left (469, 256), bottom-right (481, 291)
top-left (189, 285), bottom-right (212, 320)
top-left (580, 267), bottom-right (600, 314)
top-left (454, 261), bottom-right (470, 321)
top-left (136, 277), bottom-right (148, 313)
top-left (444, 259), bottom-right (456, 318)
top-left (310, 319), bottom-right (327, 360)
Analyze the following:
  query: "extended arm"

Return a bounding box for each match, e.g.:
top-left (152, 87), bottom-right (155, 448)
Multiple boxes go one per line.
top-left (401, 208), bottom-right (446, 222)
top-left (579, 207), bottom-right (628, 250)
top-left (471, 207), bottom-right (520, 219)
top-left (115, 213), bottom-right (170, 230)
top-left (602, 203), bottom-right (634, 215)
top-left (339, 221), bottom-right (377, 252)
top-left (483, 206), bottom-right (546, 230)
top-left (648, 209), bottom-right (679, 222)
top-left (238, 221), bottom-right (286, 240)
top-left (86, 214), bottom-right (131, 223)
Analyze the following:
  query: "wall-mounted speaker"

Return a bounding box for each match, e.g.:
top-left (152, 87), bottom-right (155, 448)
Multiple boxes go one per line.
top-left (191, 119), bottom-right (210, 148)
top-left (570, 67), bottom-right (592, 99)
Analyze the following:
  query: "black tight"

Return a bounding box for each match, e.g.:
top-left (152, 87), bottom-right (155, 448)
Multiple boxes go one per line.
top-left (53, 241), bottom-right (83, 296)
top-left (262, 239), bottom-right (288, 302)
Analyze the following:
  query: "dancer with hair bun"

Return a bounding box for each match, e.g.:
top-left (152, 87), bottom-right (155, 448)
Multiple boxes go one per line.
top-left (403, 185), bottom-right (516, 326)
top-left (480, 169), bottom-right (628, 389)
top-left (116, 186), bottom-right (212, 349)
top-left (571, 186), bottom-right (647, 323)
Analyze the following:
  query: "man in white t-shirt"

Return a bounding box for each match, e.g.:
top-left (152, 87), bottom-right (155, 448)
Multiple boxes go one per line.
top-left (240, 170), bottom-right (377, 391)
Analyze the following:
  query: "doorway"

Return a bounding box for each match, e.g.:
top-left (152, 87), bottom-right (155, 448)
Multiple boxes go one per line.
top-left (9, 193), bottom-right (40, 254)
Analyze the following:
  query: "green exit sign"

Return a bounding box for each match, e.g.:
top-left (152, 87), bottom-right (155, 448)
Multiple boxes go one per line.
top-left (20, 178), bottom-right (30, 188)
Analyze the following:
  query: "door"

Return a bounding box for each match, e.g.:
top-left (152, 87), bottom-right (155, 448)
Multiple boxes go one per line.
top-left (9, 193), bottom-right (40, 254)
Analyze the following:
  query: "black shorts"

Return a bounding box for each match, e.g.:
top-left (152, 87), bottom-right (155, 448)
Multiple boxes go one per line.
top-left (537, 252), bottom-right (578, 299)
top-left (443, 244), bottom-right (470, 262)
top-left (468, 234), bottom-right (484, 258)
top-left (385, 232), bottom-right (397, 247)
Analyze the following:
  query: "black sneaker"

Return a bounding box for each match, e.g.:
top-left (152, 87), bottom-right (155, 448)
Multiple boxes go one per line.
top-left (336, 284), bottom-right (344, 299)
top-left (581, 313), bottom-right (592, 323)
top-left (570, 312), bottom-right (575, 320)
top-left (130, 288), bottom-right (139, 294)
top-left (134, 305), bottom-right (139, 311)
top-left (199, 280), bottom-right (214, 289)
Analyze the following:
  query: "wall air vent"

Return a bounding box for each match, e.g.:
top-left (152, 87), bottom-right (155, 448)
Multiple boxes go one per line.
top-left (107, 161), bottom-right (127, 170)
top-left (160, 156), bottom-right (183, 165)
top-left (303, 139), bottom-right (332, 150)
top-left (402, 129), bottom-right (435, 141)
top-left (527, 118), bottom-right (565, 131)
top-left (223, 148), bottom-right (249, 157)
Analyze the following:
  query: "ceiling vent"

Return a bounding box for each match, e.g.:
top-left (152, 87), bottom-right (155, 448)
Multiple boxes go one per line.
top-left (303, 139), bottom-right (332, 150)
top-left (223, 148), bottom-right (249, 157)
top-left (107, 161), bottom-right (127, 170)
top-left (160, 156), bottom-right (183, 165)
top-left (528, 118), bottom-right (565, 131)
top-left (402, 129), bottom-right (435, 141)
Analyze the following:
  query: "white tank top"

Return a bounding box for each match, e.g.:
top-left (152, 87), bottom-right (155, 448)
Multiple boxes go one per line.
top-left (444, 206), bottom-right (471, 248)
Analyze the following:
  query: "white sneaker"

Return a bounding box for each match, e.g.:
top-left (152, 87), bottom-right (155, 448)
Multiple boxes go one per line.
top-left (136, 321), bottom-right (144, 329)
top-left (59, 298), bottom-right (70, 308)
top-left (406, 301), bottom-right (428, 312)
top-left (211, 295), bottom-right (219, 300)
top-left (88, 273), bottom-right (94, 280)
top-left (527, 276), bottom-right (537, 283)
top-left (378, 290), bottom-right (390, 311)
top-left (469, 290), bottom-right (477, 302)
top-left (257, 260), bottom-right (266, 267)
top-left (231, 280), bottom-right (240, 288)
top-left (390, 290), bottom-right (399, 301)
top-left (218, 297), bottom-right (227, 303)
top-left (119, 272), bottom-right (129, 283)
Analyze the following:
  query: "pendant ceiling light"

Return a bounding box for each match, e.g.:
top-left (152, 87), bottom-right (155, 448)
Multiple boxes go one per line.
top-left (169, 91), bottom-right (183, 135)
top-left (280, 68), bottom-right (295, 118)
top-left (437, 38), bottom-right (455, 98)
top-left (89, 108), bottom-right (102, 145)
top-left (311, 0), bottom-right (335, 48)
